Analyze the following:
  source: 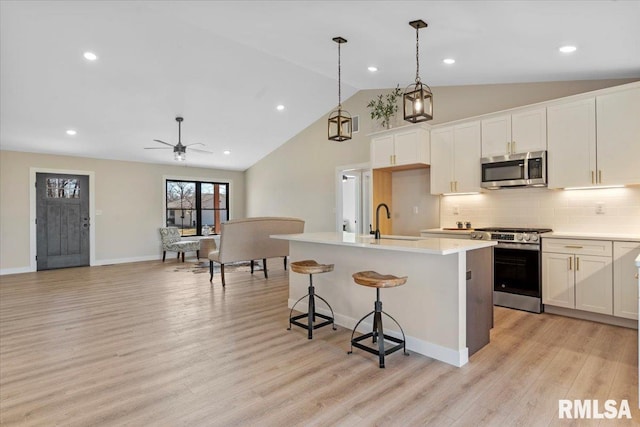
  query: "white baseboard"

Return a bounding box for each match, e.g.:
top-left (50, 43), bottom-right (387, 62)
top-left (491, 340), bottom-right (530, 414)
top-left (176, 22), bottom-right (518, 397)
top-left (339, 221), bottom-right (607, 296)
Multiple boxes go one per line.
top-left (0, 266), bottom-right (35, 276)
top-left (93, 255), bottom-right (161, 266)
top-left (544, 305), bottom-right (638, 329)
top-left (288, 298), bottom-right (469, 367)
top-left (0, 254), bottom-right (165, 276)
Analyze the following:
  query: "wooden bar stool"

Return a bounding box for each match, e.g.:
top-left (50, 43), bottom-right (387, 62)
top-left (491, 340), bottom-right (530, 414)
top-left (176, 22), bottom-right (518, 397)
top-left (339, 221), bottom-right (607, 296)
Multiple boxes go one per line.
top-left (348, 271), bottom-right (409, 368)
top-left (287, 260), bottom-right (336, 339)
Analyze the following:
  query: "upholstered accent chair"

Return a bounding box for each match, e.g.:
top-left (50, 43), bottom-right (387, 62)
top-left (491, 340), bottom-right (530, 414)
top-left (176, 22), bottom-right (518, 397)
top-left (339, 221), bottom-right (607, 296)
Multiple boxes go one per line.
top-left (159, 227), bottom-right (200, 262)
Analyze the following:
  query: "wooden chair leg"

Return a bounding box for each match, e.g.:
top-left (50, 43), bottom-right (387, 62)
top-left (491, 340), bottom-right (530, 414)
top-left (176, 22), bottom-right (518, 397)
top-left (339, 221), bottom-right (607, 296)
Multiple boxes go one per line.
top-left (221, 264), bottom-right (226, 287)
top-left (196, 250), bottom-right (200, 260)
top-left (181, 252), bottom-right (185, 262)
top-left (176, 252), bottom-right (180, 260)
top-left (250, 260), bottom-right (255, 274)
top-left (263, 258), bottom-right (268, 279)
top-left (283, 256), bottom-right (287, 270)
top-left (162, 251), bottom-right (167, 262)
top-left (209, 260), bottom-right (214, 281)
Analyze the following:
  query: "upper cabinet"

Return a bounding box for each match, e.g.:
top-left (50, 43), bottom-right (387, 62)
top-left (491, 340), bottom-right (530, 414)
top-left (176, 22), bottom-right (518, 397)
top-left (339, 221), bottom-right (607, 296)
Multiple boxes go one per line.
top-left (431, 121), bottom-right (481, 194)
top-left (595, 87), bottom-right (640, 186)
top-left (371, 126), bottom-right (430, 170)
top-left (481, 108), bottom-right (547, 157)
top-left (547, 98), bottom-right (597, 189)
top-left (548, 86), bottom-right (640, 188)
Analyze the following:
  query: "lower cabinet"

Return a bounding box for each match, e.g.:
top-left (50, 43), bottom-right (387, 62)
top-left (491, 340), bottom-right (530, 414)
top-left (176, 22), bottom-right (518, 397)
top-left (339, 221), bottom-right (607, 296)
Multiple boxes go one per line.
top-left (542, 238), bottom-right (613, 315)
top-left (613, 241), bottom-right (640, 320)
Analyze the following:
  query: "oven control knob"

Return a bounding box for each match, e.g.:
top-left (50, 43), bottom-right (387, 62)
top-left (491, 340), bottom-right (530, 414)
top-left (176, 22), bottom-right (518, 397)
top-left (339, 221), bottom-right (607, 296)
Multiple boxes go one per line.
top-left (530, 234), bottom-right (539, 242)
top-left (523, 233), bottom-right (531, 241)
top-left (515, 233), bottom-right (524, 241)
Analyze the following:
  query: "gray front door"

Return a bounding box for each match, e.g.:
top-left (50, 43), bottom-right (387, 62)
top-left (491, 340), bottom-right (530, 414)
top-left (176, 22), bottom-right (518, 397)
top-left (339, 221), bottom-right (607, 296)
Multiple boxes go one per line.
top-left (36, 173), bottom-right (90, 270)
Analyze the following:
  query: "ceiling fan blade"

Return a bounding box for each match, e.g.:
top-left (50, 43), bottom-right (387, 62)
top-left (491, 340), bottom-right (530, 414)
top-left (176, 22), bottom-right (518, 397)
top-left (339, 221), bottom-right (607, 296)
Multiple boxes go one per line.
top-left (153, 139), bottom-right (175, 147)
top-left (185, 142), bottom-right (204, 147)
top-left (144, 147), bottom-right (172, 150)
top-left (190, 148), bottom-right (214, 154)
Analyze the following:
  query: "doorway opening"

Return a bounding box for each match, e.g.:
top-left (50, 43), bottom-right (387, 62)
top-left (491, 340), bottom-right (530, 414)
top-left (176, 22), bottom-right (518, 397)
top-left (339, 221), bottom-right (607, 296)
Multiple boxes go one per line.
top-left (336, 165), bottom-right (371, 235)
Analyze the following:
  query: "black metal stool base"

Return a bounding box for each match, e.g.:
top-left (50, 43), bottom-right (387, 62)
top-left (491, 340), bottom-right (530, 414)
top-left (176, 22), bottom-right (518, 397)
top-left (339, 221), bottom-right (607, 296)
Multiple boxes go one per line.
top-left (347, 289), bottom-right (409, 368)
top-left (287, 275), bottom-right (336, 339)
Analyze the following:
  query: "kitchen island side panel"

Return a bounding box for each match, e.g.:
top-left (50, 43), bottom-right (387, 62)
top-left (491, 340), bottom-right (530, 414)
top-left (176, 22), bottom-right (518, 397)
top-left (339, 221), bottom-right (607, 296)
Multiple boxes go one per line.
top-left (288, 240), bottom-right (468, 366)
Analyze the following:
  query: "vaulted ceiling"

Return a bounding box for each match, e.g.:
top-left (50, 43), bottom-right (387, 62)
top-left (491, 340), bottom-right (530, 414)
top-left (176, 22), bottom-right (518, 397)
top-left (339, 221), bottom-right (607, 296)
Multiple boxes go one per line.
top-left (1, 1), bottom-right (639, 170)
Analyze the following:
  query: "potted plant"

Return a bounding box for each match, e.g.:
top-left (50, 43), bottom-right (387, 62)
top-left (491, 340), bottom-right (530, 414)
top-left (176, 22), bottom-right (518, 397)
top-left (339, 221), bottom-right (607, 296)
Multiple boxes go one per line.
top-left (367, 85), bottom-right (402, 129)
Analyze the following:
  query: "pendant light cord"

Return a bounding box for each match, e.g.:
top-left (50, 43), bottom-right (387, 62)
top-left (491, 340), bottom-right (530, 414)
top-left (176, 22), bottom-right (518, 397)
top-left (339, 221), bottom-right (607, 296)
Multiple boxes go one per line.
top-left (415, 26), bottom-right (421, 84)
top-left (338, 41), bottom-right (342, 108)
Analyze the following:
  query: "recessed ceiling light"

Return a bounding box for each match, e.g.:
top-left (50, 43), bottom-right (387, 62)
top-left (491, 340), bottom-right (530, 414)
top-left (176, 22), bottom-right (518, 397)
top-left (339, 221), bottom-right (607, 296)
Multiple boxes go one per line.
top-left (223, 150), bottom-right (231, 155)
top-left (276, 104), bottom-right (285, 111)
top-left (443, 58), bottom-right (455, 65)
top-left (367, 66), bottom-right (378, 72)
top-left (66, 129), bottom-right (77, 136)
top-left (83, 51), bottom-right (98, 61)
top-left (559, 45), bottom-right (577, 53)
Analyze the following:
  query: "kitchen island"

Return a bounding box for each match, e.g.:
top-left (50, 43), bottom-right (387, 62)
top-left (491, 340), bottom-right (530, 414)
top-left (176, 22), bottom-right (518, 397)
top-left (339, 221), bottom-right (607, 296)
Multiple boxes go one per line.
top-left (271, 232), bottom-right (496, 367)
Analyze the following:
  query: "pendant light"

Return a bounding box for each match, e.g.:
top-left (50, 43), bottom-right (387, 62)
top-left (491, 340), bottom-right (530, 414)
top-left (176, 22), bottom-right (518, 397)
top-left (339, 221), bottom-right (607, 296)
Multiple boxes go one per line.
top-left (403, 20), bottom-right (433, 123)
top-left (328, 36), bottom-right (352, 141)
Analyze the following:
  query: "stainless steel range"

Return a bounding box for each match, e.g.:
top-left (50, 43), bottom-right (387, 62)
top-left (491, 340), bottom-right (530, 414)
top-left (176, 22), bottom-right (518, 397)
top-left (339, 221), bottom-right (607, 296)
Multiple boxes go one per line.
top-left (470, 227), bottom-right (552, 313)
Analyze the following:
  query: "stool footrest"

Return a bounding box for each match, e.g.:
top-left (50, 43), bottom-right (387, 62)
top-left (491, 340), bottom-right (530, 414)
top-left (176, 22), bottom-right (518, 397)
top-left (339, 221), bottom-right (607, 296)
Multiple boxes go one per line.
top-left (290, 313), bottom-right (334, 331)
top-left (351, 332), bottom-right (405, 356)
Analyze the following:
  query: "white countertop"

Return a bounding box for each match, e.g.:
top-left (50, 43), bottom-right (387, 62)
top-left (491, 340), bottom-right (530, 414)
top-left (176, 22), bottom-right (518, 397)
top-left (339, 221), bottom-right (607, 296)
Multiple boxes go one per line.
top-left (271, 232), bottom-right (496, 255)
top-left (542, 231), bottom-right (640, 242)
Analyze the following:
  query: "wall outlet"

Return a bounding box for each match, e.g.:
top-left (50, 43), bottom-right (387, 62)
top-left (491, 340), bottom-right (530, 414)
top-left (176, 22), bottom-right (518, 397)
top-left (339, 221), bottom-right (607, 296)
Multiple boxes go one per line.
top-left (453, 205), bottom-right (460, 215)
top-left (595, 202), bottom-right (605, 215)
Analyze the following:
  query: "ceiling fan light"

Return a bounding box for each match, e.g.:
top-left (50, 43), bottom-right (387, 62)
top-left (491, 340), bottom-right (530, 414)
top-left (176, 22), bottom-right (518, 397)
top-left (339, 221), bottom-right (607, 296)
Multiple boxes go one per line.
top-left (173, 144), bottom-right (186, 161)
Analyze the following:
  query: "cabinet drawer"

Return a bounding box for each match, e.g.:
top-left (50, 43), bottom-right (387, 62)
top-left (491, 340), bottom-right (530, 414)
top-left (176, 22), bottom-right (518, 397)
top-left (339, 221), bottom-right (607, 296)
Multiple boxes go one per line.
top-left (542, 238), bottom-right (612, 256)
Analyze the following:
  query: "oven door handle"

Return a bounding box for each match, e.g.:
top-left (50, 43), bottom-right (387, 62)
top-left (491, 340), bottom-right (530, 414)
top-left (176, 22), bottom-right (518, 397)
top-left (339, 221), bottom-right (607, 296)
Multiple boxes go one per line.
top-left (494, 242), bottom-right (541, 251)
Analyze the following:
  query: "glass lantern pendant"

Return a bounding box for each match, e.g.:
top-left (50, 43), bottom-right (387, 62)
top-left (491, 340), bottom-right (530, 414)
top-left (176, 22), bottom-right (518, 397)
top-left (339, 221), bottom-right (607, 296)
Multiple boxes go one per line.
top-left (328, 36), bottom-right (352, 141)
top-left (404, 20), bottom-right (433, 123)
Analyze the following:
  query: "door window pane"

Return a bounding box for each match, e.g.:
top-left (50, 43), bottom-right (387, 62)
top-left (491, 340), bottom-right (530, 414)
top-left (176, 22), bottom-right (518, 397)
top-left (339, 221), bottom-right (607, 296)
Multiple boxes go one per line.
top-left (46, 178), bottom-right (80, 198)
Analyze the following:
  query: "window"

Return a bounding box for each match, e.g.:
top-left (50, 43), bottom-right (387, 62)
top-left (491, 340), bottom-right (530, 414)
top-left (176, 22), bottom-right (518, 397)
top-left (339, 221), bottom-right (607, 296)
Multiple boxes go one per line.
top-left (46, 178), bottom-right (80, 198)
top-left (166, 180), bottom-right (229, 236)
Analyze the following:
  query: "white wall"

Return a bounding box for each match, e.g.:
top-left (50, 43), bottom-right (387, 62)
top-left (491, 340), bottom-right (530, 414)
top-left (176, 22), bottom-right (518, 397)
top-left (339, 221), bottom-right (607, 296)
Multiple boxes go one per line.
top-left (0, 151), bottom-right (245, 272)
top-left (440, 186), bottom-right (640, 234)
top-left (391, 168), bottom-right (440, 235)
top-left (246, 78), bottom-right (638, 232)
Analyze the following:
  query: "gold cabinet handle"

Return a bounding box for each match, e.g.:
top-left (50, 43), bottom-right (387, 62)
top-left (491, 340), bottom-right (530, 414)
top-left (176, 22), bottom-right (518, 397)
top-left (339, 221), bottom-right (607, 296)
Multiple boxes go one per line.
top-left (390, 155), bottom-right (393, 165)
top-left (598, 170), bottom-right (602, 183)
top-left (507, 142), bottom-right (511, 154)
top-left (591, 171), bottom-right (595, 184)
top-left (512, 141), bottom-right (516, 153)
top-left (564, 245), bottom-right (583, 249)
top-left (576, 257), bottom-right (580, 271)
top-left (568, 257), bottom-right (572, 270)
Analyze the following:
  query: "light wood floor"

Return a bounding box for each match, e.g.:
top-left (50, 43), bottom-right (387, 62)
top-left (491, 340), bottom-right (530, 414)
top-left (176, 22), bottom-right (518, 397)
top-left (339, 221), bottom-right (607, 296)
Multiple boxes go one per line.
top-left (1, 259), bottom-right (638, 426)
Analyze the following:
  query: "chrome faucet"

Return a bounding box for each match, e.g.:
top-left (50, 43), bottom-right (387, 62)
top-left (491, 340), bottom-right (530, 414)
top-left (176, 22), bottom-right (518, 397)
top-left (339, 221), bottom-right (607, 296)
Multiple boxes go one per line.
top-left (374, 203), bottom-right (390, 240)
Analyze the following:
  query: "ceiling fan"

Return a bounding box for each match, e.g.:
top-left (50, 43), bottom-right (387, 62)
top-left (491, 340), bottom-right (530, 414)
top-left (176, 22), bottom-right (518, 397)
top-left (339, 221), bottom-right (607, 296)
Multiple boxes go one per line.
top-left (145, 117), bottom-right (212, 161)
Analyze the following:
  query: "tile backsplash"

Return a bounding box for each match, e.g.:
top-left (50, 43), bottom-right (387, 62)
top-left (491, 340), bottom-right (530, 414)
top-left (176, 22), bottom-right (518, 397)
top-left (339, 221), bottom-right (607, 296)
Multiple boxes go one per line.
top-left (440, 186), bottom-right (640, 234)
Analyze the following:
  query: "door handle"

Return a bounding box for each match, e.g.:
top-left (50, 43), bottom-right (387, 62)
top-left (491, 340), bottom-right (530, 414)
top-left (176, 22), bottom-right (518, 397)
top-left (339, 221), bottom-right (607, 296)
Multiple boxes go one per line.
top-left (576, 257), bottom-right (580, 271)
top-left (598, 170), bottom-right (602, 183)
top-left (568, 257), bottom-right (572, 270)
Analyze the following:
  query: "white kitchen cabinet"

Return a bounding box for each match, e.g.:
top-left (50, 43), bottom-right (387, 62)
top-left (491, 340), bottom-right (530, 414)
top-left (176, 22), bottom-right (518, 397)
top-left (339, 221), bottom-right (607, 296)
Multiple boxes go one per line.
top-left (542, 238), bottom-right (613, 315)
top-left (371, 127), bottom-right (429, 169)
top-left (547, 98), bottom-right (597, 189)
top-left (547, 86), bottom-right (640, 188)
top-left (481, 108), bottom-right (546, 157)
top-left (613, 241), bottom-right (640, 320)
top-left (596, 87), bottom-right (640, 186)
top-left (430, 121), bottom-right (481, 194)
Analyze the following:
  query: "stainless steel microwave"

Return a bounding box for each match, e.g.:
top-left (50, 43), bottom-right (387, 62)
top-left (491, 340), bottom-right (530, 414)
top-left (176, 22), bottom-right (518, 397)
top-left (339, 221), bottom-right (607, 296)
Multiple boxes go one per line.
top-left (481, 151), bottom-right (547, 189)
